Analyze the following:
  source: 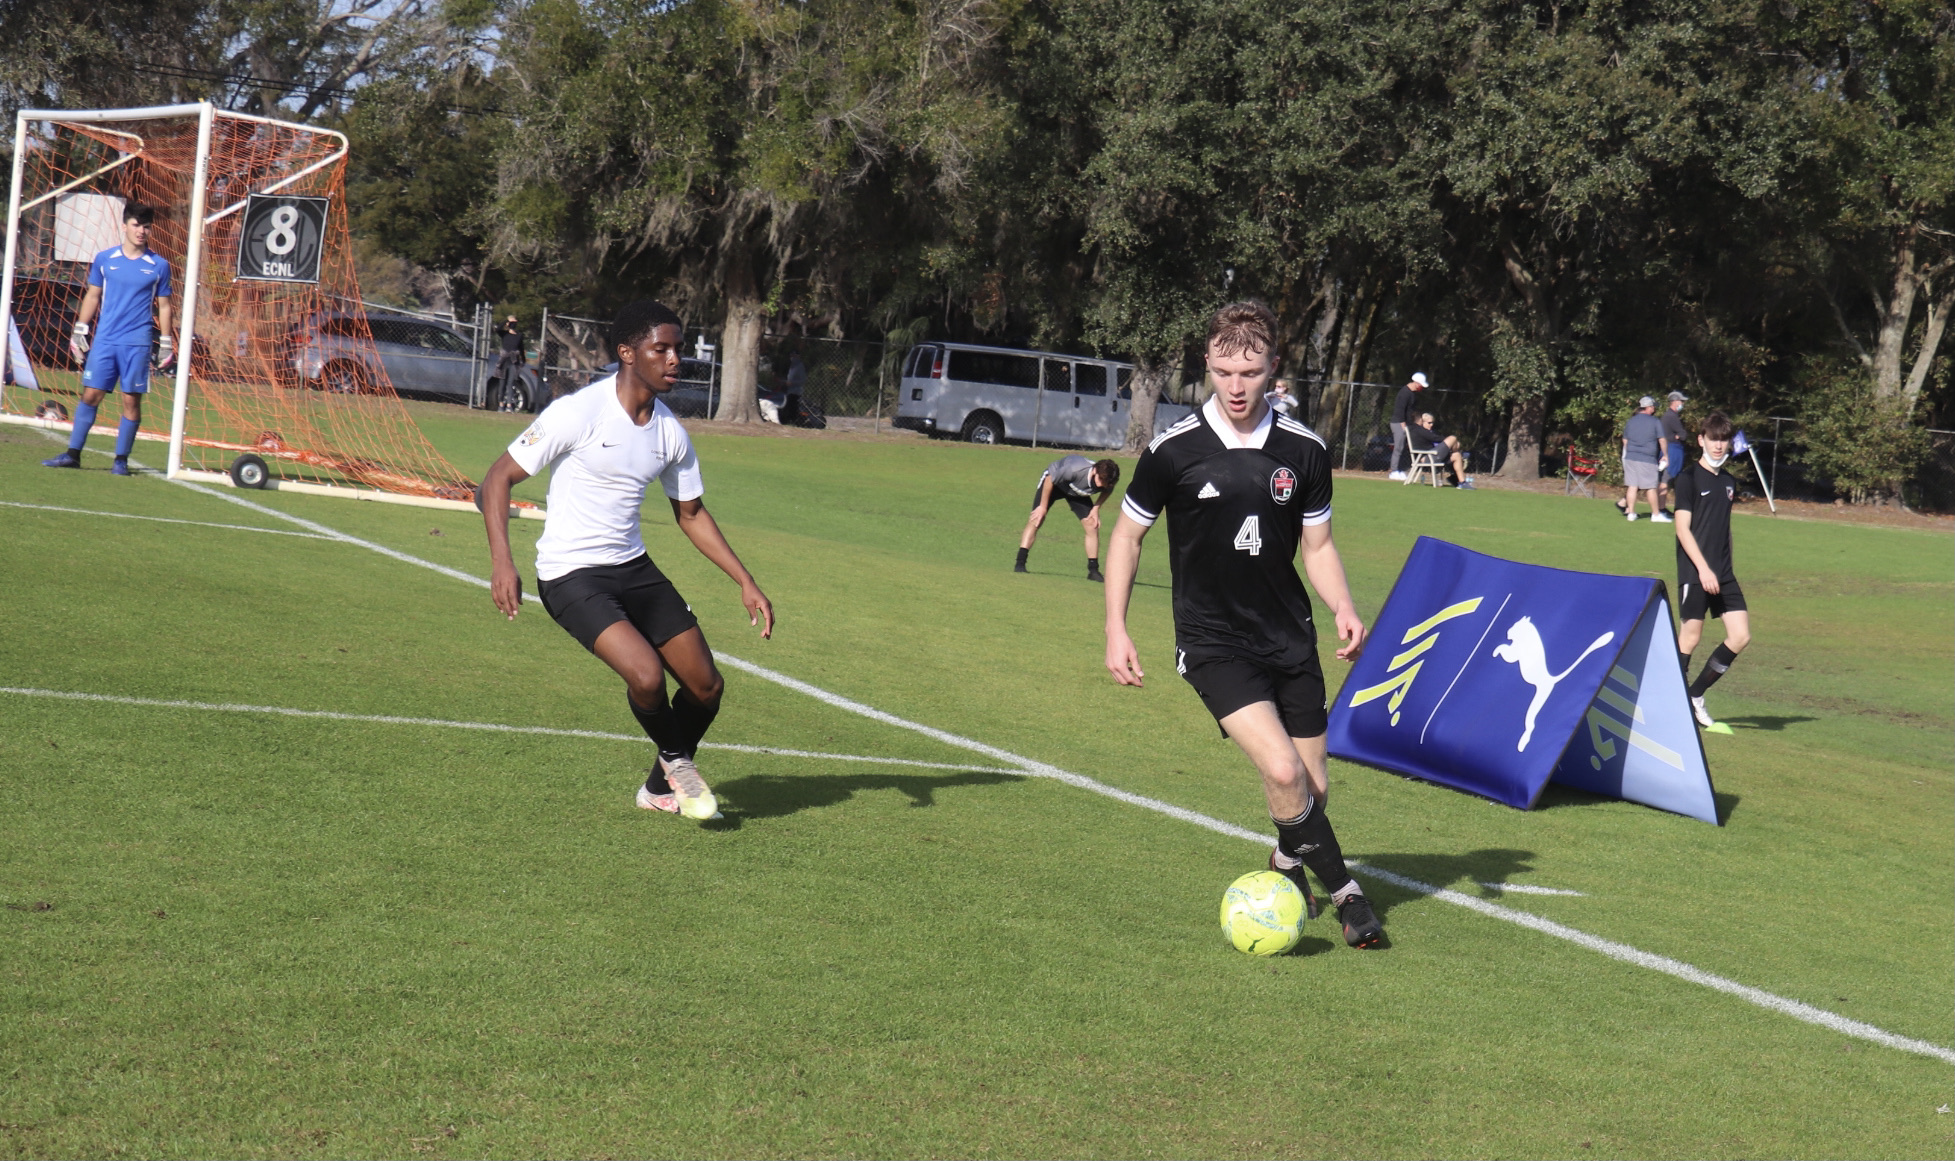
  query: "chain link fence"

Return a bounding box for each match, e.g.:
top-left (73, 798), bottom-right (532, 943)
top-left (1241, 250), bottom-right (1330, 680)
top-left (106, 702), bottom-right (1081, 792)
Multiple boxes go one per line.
top-left (1288, 379), bottom-right (1508, 474)
top-left (531, 312), bottom-right (901, 429)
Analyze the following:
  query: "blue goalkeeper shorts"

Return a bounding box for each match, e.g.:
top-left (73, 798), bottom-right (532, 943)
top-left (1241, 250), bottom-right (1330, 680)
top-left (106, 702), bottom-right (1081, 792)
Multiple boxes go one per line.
top-left (80, 343), bottom-right (152, 394)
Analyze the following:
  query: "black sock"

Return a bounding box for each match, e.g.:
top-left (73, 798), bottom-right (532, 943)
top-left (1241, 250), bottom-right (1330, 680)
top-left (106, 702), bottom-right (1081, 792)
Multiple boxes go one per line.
top-left (671, 688), bottom-right (722, 757)
top-left (627, 690), bottom-right (689, 771)
top-left (1087, 557), bottom-right (1100, 573)
top-left (1689, 643), bottom-right (1739, 697)
top-left (1272, 797), bottom-right (1354, 896)
top-left (1015, 547), bottom-right (1029, 568)
top-left (1679, 650), bottom-right (1693, 678)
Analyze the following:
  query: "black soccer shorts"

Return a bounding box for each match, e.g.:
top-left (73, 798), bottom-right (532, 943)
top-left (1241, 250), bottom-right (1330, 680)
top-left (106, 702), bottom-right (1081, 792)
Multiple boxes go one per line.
top-left (537, 554), bottom-right (699, 653)
top-left (1178, 651), bottom-right (1329, 739)
top-left (1033, 475), bottom-right (1095, 521)
top-left (1677, 576), bottom-right (1746, 622)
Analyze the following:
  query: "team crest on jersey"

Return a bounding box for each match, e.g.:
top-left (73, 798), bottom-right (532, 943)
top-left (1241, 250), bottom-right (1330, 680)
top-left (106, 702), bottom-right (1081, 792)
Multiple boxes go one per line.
top-left (1270, 467), bottom-right (1297, 503)
top-left (517, 425), bottom-right (543, 446)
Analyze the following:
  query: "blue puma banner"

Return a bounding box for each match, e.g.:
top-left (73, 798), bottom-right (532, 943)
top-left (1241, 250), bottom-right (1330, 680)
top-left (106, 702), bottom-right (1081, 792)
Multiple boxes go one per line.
top-left (1326, 537), bottom-right (1718, 824)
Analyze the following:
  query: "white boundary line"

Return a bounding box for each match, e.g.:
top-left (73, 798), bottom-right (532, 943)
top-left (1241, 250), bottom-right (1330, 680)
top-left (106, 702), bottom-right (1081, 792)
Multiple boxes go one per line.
top-left (26, 437), bottom-right (1951, 1068)
top-left (0, 499), bottom-right (337, 539)
top-left (0, 687), bottom-right (1021, 774)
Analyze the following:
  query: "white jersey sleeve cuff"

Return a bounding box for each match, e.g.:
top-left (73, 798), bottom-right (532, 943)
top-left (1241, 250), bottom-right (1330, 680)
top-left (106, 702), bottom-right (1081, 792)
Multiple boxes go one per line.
top-left (1300, 505), bottom-right (1332, 527)
top-left (1120, 495), bottom-right (1160, 527)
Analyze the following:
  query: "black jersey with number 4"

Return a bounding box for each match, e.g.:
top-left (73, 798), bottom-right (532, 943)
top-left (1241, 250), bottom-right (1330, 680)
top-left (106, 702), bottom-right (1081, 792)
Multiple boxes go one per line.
top-left (1122, 403), bottom-right (1335, 669)
top-left (1674, 459), bottom-right (1738, 583)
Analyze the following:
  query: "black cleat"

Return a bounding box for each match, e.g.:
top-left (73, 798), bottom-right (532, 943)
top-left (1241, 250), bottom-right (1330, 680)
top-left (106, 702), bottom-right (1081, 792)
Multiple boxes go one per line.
top-left (1268, 848), bottom-right (1321, 920)
top-left (1013, 561), bottom-right (1028, 573)
top-left (1337, 891), bottom-right (1385, 948)
top-left (1086, 567), bottom-right (1105, 583)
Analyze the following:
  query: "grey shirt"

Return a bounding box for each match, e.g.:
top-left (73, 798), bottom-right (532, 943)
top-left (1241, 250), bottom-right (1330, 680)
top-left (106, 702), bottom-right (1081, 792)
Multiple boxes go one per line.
top-left (1623, 412), bottom-right (1664, 463)
top-left (1660, 407), bottom-right (1687, 446)
top-left (1045, 454), bottom-right (1099, 501)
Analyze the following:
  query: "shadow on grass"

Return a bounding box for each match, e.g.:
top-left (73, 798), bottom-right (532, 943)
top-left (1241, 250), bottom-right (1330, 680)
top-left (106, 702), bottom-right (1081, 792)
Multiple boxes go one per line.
top-left (1353, 848), bottom-right (1541, 917)
top-left (704, 769), bottom-right (1025, 830)
top-left (1534, 781), bottom-right (1741, 825)
top-left (1720, 714), bottom-right (1818, 732)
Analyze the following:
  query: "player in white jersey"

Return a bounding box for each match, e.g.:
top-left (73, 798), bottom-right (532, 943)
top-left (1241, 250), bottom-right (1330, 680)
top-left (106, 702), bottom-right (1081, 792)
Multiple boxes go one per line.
top-left (478, 300), bottom-right (774, 821)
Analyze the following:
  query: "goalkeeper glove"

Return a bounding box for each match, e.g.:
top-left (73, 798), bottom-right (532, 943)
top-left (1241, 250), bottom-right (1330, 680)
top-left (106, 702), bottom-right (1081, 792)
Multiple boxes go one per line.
top-left (69, 322), bottom-right (89, 365)
top-left (156, 334), bottom-right (176, 371)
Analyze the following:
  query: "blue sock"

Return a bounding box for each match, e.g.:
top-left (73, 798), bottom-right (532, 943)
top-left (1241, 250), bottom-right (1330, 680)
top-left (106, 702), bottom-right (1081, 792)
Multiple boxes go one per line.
top-left (115, 417), bottom-right (139, 457)
top-left (68, 400), bottom-right (99, 451)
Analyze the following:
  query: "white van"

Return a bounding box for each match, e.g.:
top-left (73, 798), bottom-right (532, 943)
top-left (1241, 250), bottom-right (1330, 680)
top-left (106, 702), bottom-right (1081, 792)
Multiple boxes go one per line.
top-left (891, 342), bottom-right (1192, 448)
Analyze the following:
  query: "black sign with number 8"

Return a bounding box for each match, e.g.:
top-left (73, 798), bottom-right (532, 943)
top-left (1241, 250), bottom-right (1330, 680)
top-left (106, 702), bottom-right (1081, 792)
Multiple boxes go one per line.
top-left (235, 194), bottom-right (329, 284)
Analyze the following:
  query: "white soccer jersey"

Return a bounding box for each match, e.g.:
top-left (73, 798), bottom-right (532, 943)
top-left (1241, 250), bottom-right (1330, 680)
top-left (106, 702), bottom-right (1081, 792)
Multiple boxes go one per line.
top-left (507, 376), bottom-right (704, 581)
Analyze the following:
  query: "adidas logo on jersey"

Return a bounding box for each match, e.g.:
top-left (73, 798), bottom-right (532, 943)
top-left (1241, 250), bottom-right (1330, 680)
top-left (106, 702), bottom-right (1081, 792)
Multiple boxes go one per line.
top-left (1197, 481), bottom-right (1221, 499)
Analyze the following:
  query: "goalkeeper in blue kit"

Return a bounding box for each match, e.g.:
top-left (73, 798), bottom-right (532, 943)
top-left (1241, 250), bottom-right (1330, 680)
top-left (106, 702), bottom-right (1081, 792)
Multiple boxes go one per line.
top-left (42, 202), bottom-right (175, 475)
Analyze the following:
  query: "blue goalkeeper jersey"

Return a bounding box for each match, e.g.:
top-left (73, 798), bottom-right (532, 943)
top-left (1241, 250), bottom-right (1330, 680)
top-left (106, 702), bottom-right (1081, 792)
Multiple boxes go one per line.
top-left (87, 246), bottom-right (172, 346)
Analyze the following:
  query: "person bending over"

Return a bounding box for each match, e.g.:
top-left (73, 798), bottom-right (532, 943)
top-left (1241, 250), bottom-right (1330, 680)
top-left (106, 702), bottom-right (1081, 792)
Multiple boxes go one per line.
top-left (42, 202), bottom-right (174, 475)
top-left (479, 299), bottom-right (775, 821)
top-left (1103, 300), bottom-right (1383, 949)
top-left (1016, 454), bottom-right (1120, 582)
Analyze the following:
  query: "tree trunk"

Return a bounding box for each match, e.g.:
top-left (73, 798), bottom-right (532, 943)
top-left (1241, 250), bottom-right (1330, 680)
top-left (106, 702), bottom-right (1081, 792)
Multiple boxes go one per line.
top-left (714, 262), bottom-right (764, 423)
top-left (1872, 224), bottom-right (1923, 404)
top-left (1122, 354), bottom-right (1171, 453)
top-left (1504, 394), bottom-right (1545, 481)
top-left (1902, 274), bottom-right (1952, 410)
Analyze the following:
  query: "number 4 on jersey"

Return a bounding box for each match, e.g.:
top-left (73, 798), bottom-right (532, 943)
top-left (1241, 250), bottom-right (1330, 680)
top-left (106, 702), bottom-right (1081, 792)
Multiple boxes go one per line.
top-left (1233, 515), bottom-right (1263, 556)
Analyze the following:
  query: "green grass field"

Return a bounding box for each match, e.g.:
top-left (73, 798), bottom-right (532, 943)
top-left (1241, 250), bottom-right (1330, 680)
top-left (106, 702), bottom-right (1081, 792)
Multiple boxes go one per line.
top-left (2, 402), bottom-right (1950, 1159)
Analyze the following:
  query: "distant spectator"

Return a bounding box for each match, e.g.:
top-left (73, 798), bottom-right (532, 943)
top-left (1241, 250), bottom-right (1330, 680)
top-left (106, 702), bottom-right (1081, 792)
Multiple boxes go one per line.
top-left (1659, 390), bottom-right (1688, 511)
top-left (1269, 377), bottom-right (1299, 417)
top-left (784, 352), bottom-right (807, 423)
top-left (1408, 412), bottom-right (1475, 489)
top-left (1389, 372), bottom-right (1428, 480)
top-left (493, 315), bottom-right (526, 411)
top-left (1619, 395), bottom-right (1670, 522)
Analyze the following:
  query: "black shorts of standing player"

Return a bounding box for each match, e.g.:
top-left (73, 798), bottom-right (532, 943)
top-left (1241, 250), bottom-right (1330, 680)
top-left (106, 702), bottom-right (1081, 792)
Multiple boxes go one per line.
top-left (538, 554), bottom-right (700, 653)
top-left (1033, 476), bottom-right (1095, 522)
top-left (1677, 576), bottom-right (1746, 624)
top-left (1180, 652), bottom-right (1328, 741)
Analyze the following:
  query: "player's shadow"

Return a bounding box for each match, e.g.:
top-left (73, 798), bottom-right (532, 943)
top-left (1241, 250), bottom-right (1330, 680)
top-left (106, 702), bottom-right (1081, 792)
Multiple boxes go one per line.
top-left (1350, 848), bottom-right (1543, 915)
top-left (1719, 714), bottom-right (1817, 732)
top-left (705, 769), bottom-right (1024, 829)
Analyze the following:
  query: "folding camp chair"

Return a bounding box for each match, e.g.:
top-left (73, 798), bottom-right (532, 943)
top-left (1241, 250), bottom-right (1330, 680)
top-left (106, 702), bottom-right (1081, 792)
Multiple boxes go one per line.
top-left (1565, 451), bottom-right (1599, 498)
top-left (1406, 447), bottom-right (1446, 487)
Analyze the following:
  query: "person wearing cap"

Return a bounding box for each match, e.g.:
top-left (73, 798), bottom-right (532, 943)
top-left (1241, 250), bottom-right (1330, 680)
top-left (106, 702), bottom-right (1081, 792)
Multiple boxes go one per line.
top-left (1388, 372), bottom-right (1428, 481)
top-left (1659, 390), bottom-right (1689, 512)
top-left (493, 315), bottom-right (527, 410)
top-left (1619, 396), bottom-right (1670, 522)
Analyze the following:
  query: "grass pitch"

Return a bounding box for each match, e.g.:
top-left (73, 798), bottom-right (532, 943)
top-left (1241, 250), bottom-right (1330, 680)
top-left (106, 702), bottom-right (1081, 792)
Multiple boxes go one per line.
top-left (1, 403), bottom-right (1950, 1159)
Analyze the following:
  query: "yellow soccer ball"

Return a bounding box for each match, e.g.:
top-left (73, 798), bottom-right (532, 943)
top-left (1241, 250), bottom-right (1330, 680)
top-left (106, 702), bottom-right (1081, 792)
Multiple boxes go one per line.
top-left (1220, 870), bottom-right (1306, 956)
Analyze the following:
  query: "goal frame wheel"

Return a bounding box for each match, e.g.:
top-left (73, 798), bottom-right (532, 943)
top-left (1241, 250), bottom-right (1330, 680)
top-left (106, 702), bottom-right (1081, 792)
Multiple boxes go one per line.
top-left (230, 453), bottom-right (270, 489)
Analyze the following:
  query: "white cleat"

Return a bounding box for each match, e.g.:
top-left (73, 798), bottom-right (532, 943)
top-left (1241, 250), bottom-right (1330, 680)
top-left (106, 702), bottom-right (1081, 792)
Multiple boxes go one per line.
top-left (1626, 511), bottom-right (1638, 522)
top-left (636, 781), bottom-right (679, 814)
top-left (663, 755), bottom-right (722, 820)
top-left (1690, 695), bottom-right (1715, 729)
top-left (1651, 511), bottom-right (1673, 523)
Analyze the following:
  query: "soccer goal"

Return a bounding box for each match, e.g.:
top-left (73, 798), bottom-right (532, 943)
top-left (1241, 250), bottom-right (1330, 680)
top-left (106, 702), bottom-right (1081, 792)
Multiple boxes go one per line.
top-left (0, 102), bottom-right (490, 510)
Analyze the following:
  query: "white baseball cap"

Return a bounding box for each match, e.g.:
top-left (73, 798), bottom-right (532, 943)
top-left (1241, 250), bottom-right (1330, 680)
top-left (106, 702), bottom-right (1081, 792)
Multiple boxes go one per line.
top-left (1411, 372), bottom-right (1428, 387)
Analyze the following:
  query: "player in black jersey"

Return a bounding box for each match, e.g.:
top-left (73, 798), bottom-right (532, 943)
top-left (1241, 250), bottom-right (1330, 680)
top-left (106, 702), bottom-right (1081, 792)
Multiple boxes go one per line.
top-left (1673, 410), bottom-right (1751, 731)
top-left (1103, 302), bottom-right (1383, 949)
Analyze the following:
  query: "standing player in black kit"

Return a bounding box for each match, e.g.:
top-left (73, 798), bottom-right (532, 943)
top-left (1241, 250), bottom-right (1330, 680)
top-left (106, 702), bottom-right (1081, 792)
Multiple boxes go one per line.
top-left (479, 300), bottom-right (775, 821)
top-left (1673, 410), bottom-right (1750, 732)
top-left (1102, 302), bottom-right (1383, 948)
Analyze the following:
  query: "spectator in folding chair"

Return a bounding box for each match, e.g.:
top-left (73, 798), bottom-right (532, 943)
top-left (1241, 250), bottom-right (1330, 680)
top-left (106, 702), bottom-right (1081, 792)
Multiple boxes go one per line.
top-left (1407, 413), bottom-right (1475, 488)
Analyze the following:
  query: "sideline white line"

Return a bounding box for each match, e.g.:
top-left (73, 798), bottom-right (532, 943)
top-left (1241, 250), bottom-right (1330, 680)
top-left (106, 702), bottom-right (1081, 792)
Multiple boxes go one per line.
top-left (0, 687), bottom-right (1019, 775)
top-left (1480, 882), bottom-right (1585, 896)
top-left (0, 499), bottom-right (336, 539)
top-left (71, 446), bottom-right (1952, 1068)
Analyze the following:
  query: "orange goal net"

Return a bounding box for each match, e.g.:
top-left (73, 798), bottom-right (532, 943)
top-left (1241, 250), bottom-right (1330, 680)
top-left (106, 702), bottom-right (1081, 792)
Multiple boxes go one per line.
top-left (1, 104), bottom-right (475, 500)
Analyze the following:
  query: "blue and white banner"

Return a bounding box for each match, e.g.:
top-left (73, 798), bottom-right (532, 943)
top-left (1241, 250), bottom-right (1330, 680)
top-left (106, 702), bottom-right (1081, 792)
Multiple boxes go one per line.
top-left (1326, 537), bottom-right (1718, 824)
